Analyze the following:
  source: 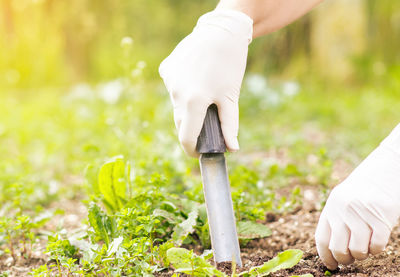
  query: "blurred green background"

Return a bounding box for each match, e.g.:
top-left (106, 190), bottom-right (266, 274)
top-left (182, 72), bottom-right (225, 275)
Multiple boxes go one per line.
top-left (1, 0), bottom-right (400, 189)
top-left (1, 0), bottom-right (400, 88)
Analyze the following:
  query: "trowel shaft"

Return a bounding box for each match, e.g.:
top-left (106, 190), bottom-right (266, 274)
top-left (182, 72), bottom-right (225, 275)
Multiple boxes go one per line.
top-left (196, 104), bottom-right (242, 267)
top-left (200, 153), bottom-right (242, 267)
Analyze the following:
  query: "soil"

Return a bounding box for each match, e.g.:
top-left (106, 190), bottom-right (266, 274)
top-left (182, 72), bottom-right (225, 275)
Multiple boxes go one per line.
top-left (0, 199), bottom-right (87, 276)
top-left (240, 208), bottom-right (400, 277)
top-left (2, 184), bottom-right (400, 276)
top-left (157, 186), bottom-right (400, 277)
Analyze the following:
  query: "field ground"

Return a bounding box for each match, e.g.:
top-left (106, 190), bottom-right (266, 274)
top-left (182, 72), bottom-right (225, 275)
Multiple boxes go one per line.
top-left (1, 76), bottom-right (400, 276)
top-left (3, 182), bottom-right (400, 276)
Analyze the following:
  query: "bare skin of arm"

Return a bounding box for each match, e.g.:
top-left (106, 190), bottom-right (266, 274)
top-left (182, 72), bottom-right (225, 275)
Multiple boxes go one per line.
top-left (217, 0), bottom-right (324, 38)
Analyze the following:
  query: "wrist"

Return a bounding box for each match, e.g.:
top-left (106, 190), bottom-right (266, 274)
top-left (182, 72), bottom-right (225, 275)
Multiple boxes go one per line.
top-left (198, 9), bottom-right (253, 44)
top-left (217, 0), bottom-right (258, 22)
top-left (217, 0), bottom-right (262, 38)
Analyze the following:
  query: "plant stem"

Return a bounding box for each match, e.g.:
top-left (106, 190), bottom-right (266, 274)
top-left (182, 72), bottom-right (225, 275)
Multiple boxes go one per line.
top-left (7, 230), bottom-right (16, 262)
top-left (150, 232), bottom-right (154, 265)
top-left (56, 258), bottom-right (62, 277)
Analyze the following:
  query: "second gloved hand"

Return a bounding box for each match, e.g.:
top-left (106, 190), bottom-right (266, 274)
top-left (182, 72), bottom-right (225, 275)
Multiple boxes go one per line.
top-left (315, 124), bottom-right (400, 270)
top-left (159, 9), bottom-right (253, 157)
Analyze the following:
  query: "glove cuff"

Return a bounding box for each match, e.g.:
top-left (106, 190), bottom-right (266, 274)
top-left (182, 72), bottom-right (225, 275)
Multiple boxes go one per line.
top-left (380, 123), bottom-right (400, 156)
top-left (197, 9), bottom-right (253, 44)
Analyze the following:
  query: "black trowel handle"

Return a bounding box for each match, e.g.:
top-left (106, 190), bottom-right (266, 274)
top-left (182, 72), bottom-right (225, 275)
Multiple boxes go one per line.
top-left (196, 104), bottom-right (227, 154)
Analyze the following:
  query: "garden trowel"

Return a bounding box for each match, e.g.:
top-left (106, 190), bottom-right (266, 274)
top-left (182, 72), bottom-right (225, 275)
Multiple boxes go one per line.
top-left (196, 104), bottom-right (242, 267)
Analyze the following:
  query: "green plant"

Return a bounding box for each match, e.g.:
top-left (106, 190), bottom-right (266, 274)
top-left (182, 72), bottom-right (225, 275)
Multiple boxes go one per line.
top-left (237, 220), bottom-right (272, 246)
top-left (88, 202), bottom-right (117, 247)
top-left (167, 248), bottom-right (308, 277)
top-left (240, 249), bottom-right (303, 277)
top-left (9, 69), bottom-right (399, 276)
top-left (167, 247), bottom-right (226, 277)
top-left (0, 211), bottom-right (51, 263)
top-left (46, 234), bottom-right (78, 276)
top-left (97, 156), bottom-right (128, 212)
top-left (0, 271), bottom-right (10, 277)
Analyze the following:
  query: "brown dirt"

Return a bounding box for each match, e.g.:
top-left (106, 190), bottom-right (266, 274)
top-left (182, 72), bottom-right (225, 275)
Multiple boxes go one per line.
top-left (4, 189), bottom-right (400, 276)
top-left (158, 186), bottom-right (400, 276)
top-left (0, 199), bottom-right (87, 276)
top-left (2, 178), bottom-right (400, 276)
top-left (216, 261), bottom-right (234, 275)
top-left (240, 208), bottom-right (400, 277)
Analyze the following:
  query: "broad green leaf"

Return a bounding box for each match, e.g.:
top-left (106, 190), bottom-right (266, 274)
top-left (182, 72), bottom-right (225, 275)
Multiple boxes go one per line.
top-left (88, 202), bottom-right (108, 245)
top-left (88, 202), bottom-right (115, 247)
top-left (241, 249), bottom-right (303, 277)
top-left (172, 209), bottom-right (198, 246)
top-left (237, 221), bottom-right (272, 240)
top-left (98, 156), bottom-right (126, 211)
top-left (166, 247), bottom-right (191, 269)
top-left (153, 208), bottom-right (179, 224)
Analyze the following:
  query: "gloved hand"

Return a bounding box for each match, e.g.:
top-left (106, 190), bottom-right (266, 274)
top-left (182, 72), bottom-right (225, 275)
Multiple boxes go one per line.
top-left (315, 124), bottom-right (400, 270)
top-left (159, 9), bottom-right (253, 157)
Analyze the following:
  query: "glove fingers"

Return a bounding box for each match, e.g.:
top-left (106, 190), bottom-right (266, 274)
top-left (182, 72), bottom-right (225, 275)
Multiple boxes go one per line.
top-left (366, 216), bottom-right (391, 255)
top-left (217, 100), bottom-right (239, 152)
top-left (345, 208), bottom-right (371, 260)
top-left (369, 225), bottom-right (390, 255)
top-left (349, 194), bottom-right (391, 255)
top-left (329, 221), bottom-right (354, 265)
top-left (178, 101), bottom-right (209, 158)
top-left (315, 216), bottom-right (338, 270)
top-left (348, 198), bottom-right (391, 256)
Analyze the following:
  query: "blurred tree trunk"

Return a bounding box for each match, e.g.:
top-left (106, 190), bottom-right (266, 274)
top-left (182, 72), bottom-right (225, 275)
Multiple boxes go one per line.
top-left (311, 0), bottom-right (367, 81)
top-left (62, 0), bottom-right (99, 82)
top-left (2, 0), bottom-right (14, 38)
top-left (366, 1), bottom-right (400, 67)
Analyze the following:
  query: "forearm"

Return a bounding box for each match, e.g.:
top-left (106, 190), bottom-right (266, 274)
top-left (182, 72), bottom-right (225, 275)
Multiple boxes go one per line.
top-left (217, 0), bottom-right (323, 38)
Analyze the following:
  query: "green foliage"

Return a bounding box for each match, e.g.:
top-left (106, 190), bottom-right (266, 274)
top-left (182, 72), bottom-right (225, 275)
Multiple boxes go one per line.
top-left (46, 234), bottom-right (78, 275)
top-left (29, 265), bottom-right (50, 276)
top-left (240, 249), bottom-right (303, 277)
top-left (230, 165), bottom-right (303, 222)
top-left (172, 209), bottom-right (199, 246)
top-left (167, 247), bottom-right (226, 277)
top-left (0, 271), bottom-right (10, 277)
top-left (23, 151), bottom-right (309, 275)
top-left (0, 210), bottom-right (51, 263)
top-left (237, 221), bottom-right (272, 240)
top-left (98, 156), bottom-right (127, 212)
top-left (88, 202), bottom-right (116, 247)
top-left (166, 248), bottom-right (305, 277)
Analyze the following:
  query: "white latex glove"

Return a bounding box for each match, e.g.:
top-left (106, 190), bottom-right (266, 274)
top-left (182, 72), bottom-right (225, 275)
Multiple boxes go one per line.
top-left (315, 124), bottom-right (400, 270)
top-left (159, 9), bottom-right (253, 157)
